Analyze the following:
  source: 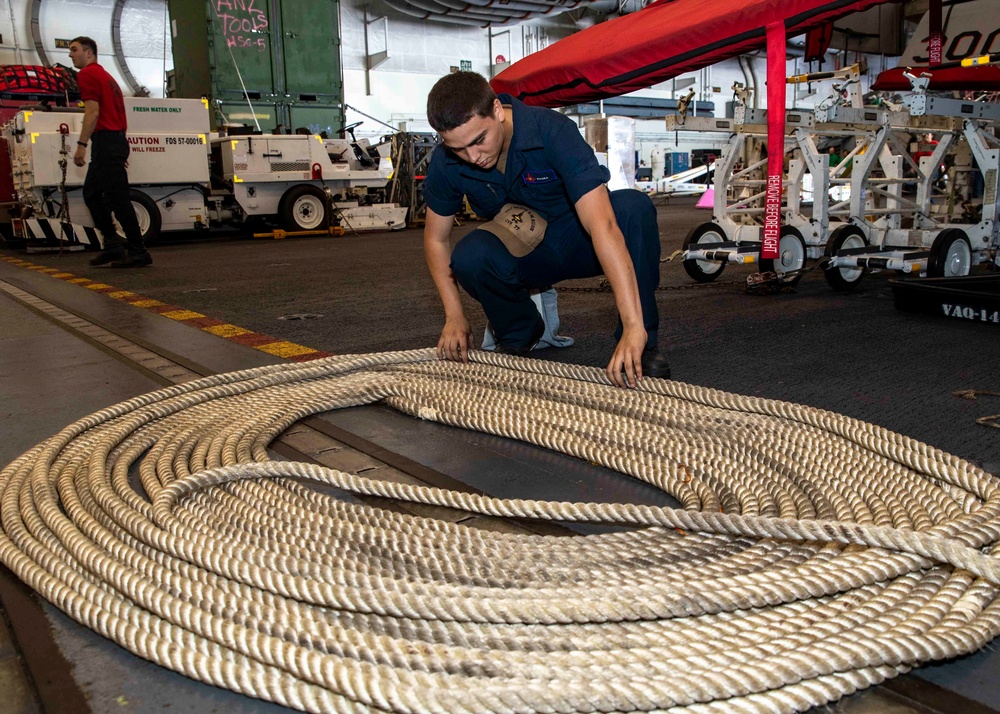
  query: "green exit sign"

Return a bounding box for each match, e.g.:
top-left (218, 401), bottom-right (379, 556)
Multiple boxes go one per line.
top-left (460, 60), bottom-right (472, 71)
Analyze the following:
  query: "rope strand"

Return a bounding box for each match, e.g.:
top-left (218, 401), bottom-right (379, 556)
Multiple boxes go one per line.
top-left (2, 348), bottom-right (999, 713)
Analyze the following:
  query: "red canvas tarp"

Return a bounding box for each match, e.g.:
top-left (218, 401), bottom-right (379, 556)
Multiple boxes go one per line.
top-left (491, 0), bottom-right (893, 107)
top-left (873, 66), bottom-right (1000, 92)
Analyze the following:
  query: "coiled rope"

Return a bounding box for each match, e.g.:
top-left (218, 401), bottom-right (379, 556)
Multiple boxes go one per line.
top-left (2, 348), bottom-right (1000, 714)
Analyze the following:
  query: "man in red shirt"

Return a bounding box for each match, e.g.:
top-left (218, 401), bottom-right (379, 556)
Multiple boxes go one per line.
top-left (69, 37), bottom-right (152, 268)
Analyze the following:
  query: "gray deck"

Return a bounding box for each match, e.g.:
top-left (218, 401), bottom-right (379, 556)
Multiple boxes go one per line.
top-left (2, 197), bottom-right (999, 713)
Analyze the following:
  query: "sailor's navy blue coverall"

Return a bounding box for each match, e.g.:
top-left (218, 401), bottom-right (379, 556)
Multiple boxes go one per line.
top-left (423, 94), bottom-right (661, 350)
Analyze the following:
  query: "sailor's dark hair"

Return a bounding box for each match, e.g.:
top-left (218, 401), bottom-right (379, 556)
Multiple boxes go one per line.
top-left (71, 37), bottom-right (98, 55)
top-left (427, 71), bottom-right (497, 133)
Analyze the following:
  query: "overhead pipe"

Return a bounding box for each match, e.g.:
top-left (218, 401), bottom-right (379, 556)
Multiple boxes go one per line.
top-left (384, 0), bottom-right (589, 26)
top-left (742, 53), bottom-right (761, 108)
top-left (6, 0), bottom-right (24, 63)
top-left (456, 0), bottom-right (586, 11)
top-left (428, 0), bottom-right (550, 13)
top-left (401, 0), bottom-right (529, 22)
top-left (738, 54), bottom-right (751, 93)
top-left (390, 0), bottom-right (497, 18)
top-left (445, 6), bottom-right (535, 21)
top-left (463, 11), bottom-right (535, 24)
top-left (432, 0), bottom-right (556, 19)
top-left (582, 0), bottom-right (617, 12)
top-left (380, 0), bottom-right (437, 19)
top-left (392, 0), bottom-right (532, 24)
top-left (380, 0), bottom-right (495, 26)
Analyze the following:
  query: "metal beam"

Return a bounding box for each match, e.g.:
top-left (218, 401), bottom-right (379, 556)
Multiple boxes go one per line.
top-left (29, 0), bottom-right (48, 66)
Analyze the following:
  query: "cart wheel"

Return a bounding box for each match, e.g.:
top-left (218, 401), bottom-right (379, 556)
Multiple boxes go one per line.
top-left (116, 189), bottom-right (161, 244)
top-left (928, 228), bottom-right (972, 278)
top-left (759, 226), bottom-right (806, 286)
top-left (682, 222), bottom-right (727, 283)
top-left (823, 224), bottom-right (868, 291)
top-left (280, 185), bottom-right (329, 231)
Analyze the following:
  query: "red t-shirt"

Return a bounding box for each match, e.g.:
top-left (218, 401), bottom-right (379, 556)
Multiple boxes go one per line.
top-left (78, 63), bottom-right (127, 132)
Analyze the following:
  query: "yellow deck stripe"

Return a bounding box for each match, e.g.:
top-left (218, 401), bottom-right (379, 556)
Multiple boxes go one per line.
top-left (2, 255), bottom-right (328, 361)
top-left (203, 324), bottom-right (253, 338)
top-left (256, 341), bottom-right (320, 358)
top-left (161, 309), bottom-right (206, 321)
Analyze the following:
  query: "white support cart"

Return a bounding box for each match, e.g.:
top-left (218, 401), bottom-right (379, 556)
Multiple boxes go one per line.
top-left (672, 67), bottom-right (1000, 290)
top-left (821, 90), bottom-right (1000, 290)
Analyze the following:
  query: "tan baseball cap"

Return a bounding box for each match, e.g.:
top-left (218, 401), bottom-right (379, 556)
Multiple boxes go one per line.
top-left (480, 203), bottom-right (548, 257)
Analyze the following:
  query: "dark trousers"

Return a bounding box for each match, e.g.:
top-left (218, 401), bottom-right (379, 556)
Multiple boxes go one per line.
top-left (82, 131), bottom-right (144, 253)
top-left (451, 188), bottom-right (661, 349)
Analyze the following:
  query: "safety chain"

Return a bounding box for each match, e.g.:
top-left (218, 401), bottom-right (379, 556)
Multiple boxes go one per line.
top-left (558, 249), bottom-right (747, 294)
top-left (558, 279), bottom-right (745, 294)
top-left (56, 129), bottom-right (74, 253)
top-left (558, 254), bottom-right (841, 295)
top-left (777, 256), bottom-right (835, 281)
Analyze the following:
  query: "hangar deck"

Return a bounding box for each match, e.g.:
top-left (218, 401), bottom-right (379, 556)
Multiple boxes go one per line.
top-left (1, 197), bottom-right (999, 714)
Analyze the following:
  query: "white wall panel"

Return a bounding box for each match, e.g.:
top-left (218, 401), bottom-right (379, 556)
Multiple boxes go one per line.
top-left (120, 0), bottom-right (173, 96)
top-left (41, 0), bottom-right (116, 61)
top-left (120, 1), bottom-right (173, 61)
top-left (340, 2), bottom-right (490, 75)
top-left (128, 56), bottom-right (173, 97)
top-left (342, 67), bottom-right (439, 140)
top-left (0, 0), bottom-right (38, 65)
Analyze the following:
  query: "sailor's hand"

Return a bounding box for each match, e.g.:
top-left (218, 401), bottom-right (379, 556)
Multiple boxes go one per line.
top-left (437, 316), bottom-right (473, 363)
top-left (73, 146), bottom-right (86, 167)
top-left (607, 326), bottom-right (647, 389)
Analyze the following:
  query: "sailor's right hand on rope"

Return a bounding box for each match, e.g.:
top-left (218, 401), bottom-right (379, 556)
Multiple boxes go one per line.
top-left (608, 325), bottom-right (647, 389)
top-left (437, 316), bottom-right (472, 363)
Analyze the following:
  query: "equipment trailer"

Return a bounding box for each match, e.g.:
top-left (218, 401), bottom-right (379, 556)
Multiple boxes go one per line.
top-left (2, 98), bottom-right (407, 251)
top-left (673, 67), bottom-right (1000, 289)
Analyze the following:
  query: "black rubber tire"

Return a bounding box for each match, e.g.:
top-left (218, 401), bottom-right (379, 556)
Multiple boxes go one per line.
top-left (127, 189), bottom-right (161, 244)
top-left (759, 226), bottom-right (807, 286)
top-left (280, 185), bottom-right (329, 232)
top-left (823, 224), bottom-right (869, 292)
top-left (682, 222), bottom-right (727, 283)
top-left (927, 228), bottom-right (973, 278)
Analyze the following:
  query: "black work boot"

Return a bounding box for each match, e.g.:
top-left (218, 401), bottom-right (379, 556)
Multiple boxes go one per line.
top-left (640, 348), bottom-right (671, 379)
top-left (89, 248), bottom-right (126, 266)
top-left (110, 251), bottom-right (153, 268)
top-left (494, 318), bottom-right (545, 357)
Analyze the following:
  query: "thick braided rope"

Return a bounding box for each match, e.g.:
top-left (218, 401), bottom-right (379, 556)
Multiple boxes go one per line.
top-left (2, 347), bottom-right (1000, 714)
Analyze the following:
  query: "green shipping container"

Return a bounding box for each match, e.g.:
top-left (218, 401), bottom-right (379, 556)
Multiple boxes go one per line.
top-left (168, 0), bottom-right (343, 132)
top-left (288, 104), bottom-right (347, 138)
